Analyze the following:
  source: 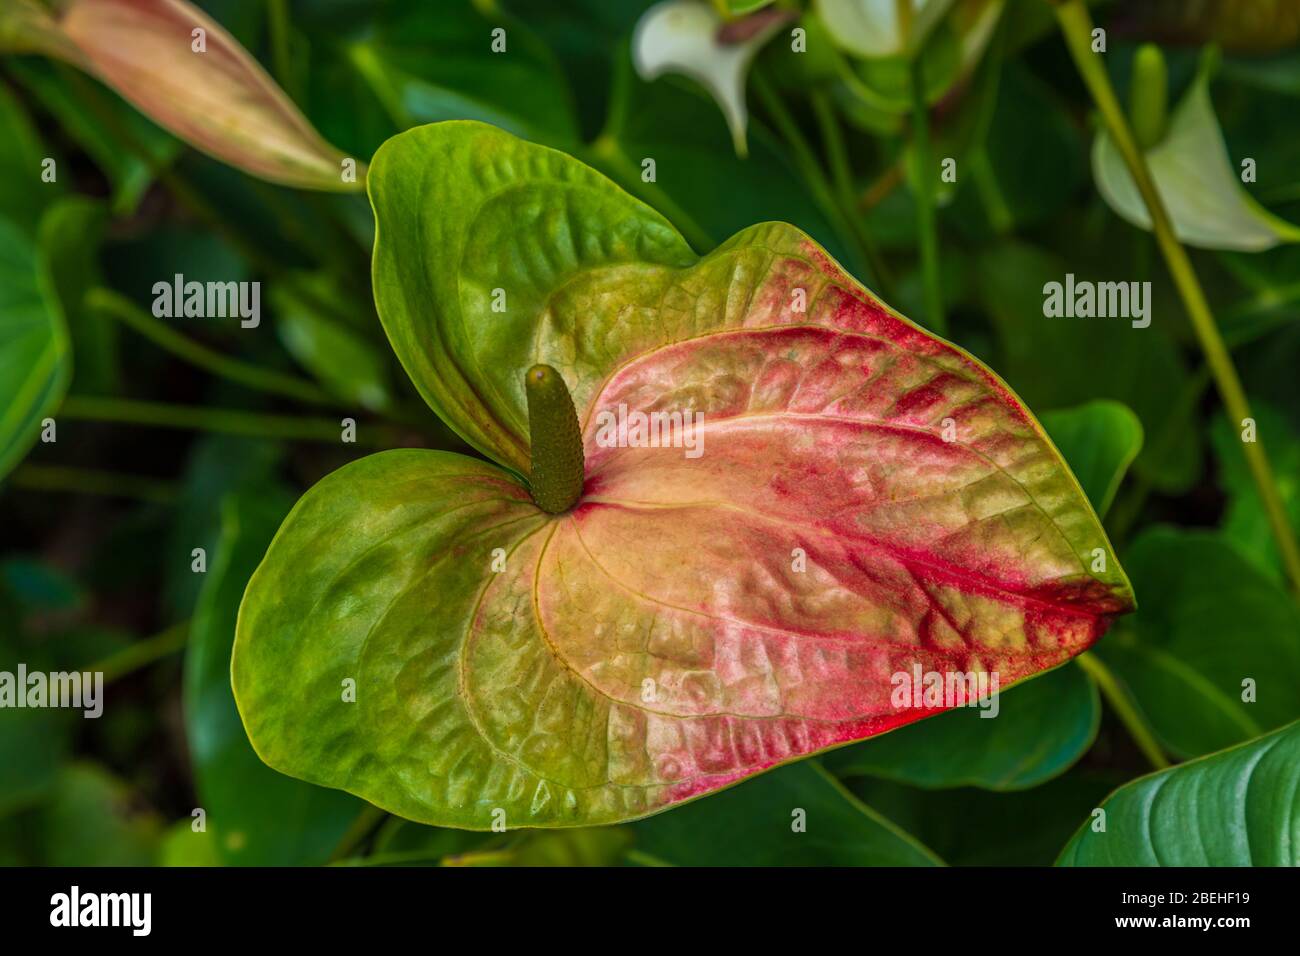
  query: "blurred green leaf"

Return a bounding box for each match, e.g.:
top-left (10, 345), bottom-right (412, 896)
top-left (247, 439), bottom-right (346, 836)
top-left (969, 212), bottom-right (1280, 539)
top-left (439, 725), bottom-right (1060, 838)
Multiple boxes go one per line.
top-left (1211, 401), bottom-right (1300, 586)
top-left (165, 435), bottom-right (284, 618)
top-left (1097, 527), bottom-right (1300, 759)
top-left (1041, 399), bottom-right (1144, 518)
top-left (185, 484), bottom-right (361, 864)
top-left (629, 761), bottom-right (942, 865)
top-left (851, 768), bottom-right (1126, 865)
top-left (39, 764), bottom-right (162, 866)
top-left (158, 819), bottom-right (222, 866)
top-left (1058, 719), bottom-right (1300, 865)
top-left (38, 196), bottom-right (117, 395)
top-left (272, 275), bottom-right (393, 412)
top-left (977, 241), bottom-right (1201, 493)
top-left (0, 81), bottom-right (61, 234)
top-left (592, 48), bottom-right (852, 264)
top-left (823, 663), bottom-right (1099, 791)
top-left (6, 58), bottom-right (182, 217)
top-left (0, 213), bottom-right (70, 482)
top-left (345, 0), bottom-right (578, 147)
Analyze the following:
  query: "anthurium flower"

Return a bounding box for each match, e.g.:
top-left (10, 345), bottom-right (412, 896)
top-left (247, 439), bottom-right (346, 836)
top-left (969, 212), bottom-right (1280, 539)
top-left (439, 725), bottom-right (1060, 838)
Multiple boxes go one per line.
top-left (5, 0), bottom-right (361, 191)
top-left (232, 121), bottom-right (1135, 829)
top-left (1093, 48), bottom-right (1300, 252)
top-left (632, 0), bottom-right (791, 157)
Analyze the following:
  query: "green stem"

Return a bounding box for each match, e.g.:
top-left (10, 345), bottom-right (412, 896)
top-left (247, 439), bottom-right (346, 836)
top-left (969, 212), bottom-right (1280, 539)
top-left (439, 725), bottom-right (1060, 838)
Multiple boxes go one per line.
top-left (327, 804), bottom-right (389, 863)
top-left (525, 365), bottom-right (584, 514)
top-left (88, 288), bottom-right (335, 407)
top-left (909, 54), bottom-right (946, 335)
top-left (89, 621), bottom-right (190, 684)
top-left (1055, 0), bottom-right (1300, 596)
top-left (751, 69), bottom-right (885, 291)
top-left (1075, 652), bottom-right (1171, 771)
top-left (809, 89), bottom-right (896, 300)
top-left (9, 464), bottom-right (178, 504)
top-left (58, 396), bottom-right (402, 447)
top-left (267, 0), bottom-right (295, 97)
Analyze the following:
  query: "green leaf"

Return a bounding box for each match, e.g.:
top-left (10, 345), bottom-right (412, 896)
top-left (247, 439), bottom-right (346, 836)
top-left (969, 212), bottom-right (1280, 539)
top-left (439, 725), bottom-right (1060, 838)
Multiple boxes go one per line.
top-left (977, 241), bottom-right (1201, 493)
top-left (1094, 62), bottom-right (1300, 251)
top-left (593, 47), bottom-right (852, 264)
top-left (0, 81), bottom-right (61, 234)
top-left (1210, 402), bottom-right (1300, 586)
top-left (187, 485), bottom-right (361, 864)
top-left (822, 661), bottom-right (1099, 790)
top-left (1041, 400), bottom-right (1144, 518)
top-left (158, 820), bottom-right (222, 867)
top-left (630, 761), bottom-right (942, 865)
top-left (852, 767), bottom-right (1126, 865)
top-left (272, 276), bottom-right (393, 413)
top-left (345, 0), bottom-right (578, 147)
top-left (39, 764), bottom-right (162, 866)
top-left (1058, 720), bottom-right (1300, 865)
top-left (5, 58), bottom-right (182, 218)
top-left (1096, 527), bottom-right (1300, 759)
top-left (0, 213), bottom-right (71, 481)
top-left (236, 122), bottom-right (1134, 828)
top-left (38, 197), bottom-right (118, 395)
top-left (817, 0), bottom-right (956, 59)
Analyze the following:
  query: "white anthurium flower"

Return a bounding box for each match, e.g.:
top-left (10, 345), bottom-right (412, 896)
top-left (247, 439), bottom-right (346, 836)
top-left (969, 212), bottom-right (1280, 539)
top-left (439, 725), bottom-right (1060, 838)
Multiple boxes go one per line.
top-left (632, 0), bottom-right (789, 157)
top-left (1093, 66), bottom-right (1300, 252)
top-left (815, 0), bottom-right (956, 59)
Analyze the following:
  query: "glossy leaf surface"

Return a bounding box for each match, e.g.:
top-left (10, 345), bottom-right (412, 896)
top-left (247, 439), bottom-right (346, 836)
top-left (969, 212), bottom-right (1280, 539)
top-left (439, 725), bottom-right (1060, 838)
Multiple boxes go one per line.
top-left (1058, 720), bottom-right (1300, 866)
top-left (235, 121), bottom-right (1134, 828)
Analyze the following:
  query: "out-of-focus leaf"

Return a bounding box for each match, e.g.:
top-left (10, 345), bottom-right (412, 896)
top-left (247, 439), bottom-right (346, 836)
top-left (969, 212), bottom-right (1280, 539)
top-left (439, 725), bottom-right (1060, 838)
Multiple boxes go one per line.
top-left (632, 0), bottom-right (788, 156)
top-left (1098, 527), bottom-right (1300, 759)
top-left (449, 828), bottom-right (632, 867)
top-left (164, 435), bottom-right (283, 618)
top-left (630, 761), bottom-right (942, 865)
top-left (0, 635), bottom-right (70, 818)
top-left (1058, 720), bottom-right (1300, 865)
top-left (977, 241), bottom-right (1201, 493)
top-left (38, 197), bottom-right (118, 395)
top-left (851, 768), bottom-right (1129, 865)
top-left (1210, 402), bottom-right (1300, 585)
top-left (158, 820), bottom-right (222, 866)
top-left (0, 82), bottom-right (62, 235)
top-left (367, 818), bottom-right (493, 866)
top-left (344, 0), bottom-right (578, 147)
top-left (6, 58), bottom-right (182, 217)
top-left (0, 213), bottom-right (70, 482)
top-left (1041, 400), bottom-right (1144, 518)
top-left (272, 276), bottom-right (393, 413)
top-left (593, 48), bottom-right (853, 263)
top-left (1094, 64), bottom-right (1300, 252)
top-left (185, 485), bottom-right (361, 865)
top-left (37, 0), bottom-right (362, 190)
top-left (822, 662), bottom-right (1099, 790)
top-left (40, 764), bottom-right (162, 866)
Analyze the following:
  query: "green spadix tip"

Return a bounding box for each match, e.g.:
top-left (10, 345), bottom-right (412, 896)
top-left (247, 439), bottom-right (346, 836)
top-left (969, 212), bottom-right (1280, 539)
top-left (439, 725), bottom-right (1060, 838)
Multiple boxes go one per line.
top-left (525, 364), bottom-right (584, 514)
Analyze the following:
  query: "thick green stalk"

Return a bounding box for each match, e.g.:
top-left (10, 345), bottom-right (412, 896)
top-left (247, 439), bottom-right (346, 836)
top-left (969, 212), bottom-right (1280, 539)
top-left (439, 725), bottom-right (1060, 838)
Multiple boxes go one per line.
top-left (909, 55), bottom-right (946, 335)
top-left (1054, 0), bottom-right (1300, 595)
top-left (88, 288), bottom-right (335, 407)
top-left (525, 365), bottom-right (584, 514)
